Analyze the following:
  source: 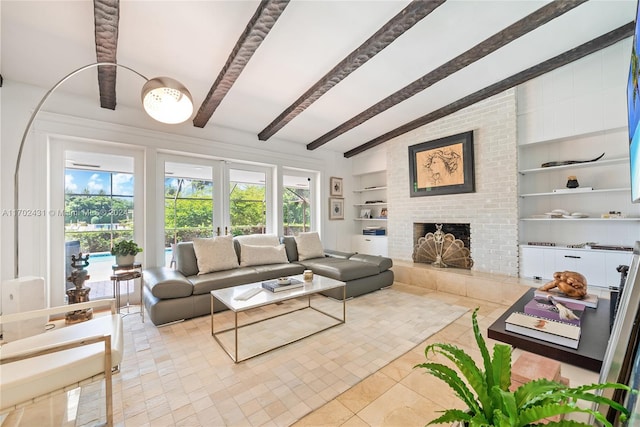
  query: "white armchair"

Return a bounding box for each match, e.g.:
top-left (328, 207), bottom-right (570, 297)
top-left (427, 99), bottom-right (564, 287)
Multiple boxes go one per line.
top-left (0, 299), bottom-right (124, 426)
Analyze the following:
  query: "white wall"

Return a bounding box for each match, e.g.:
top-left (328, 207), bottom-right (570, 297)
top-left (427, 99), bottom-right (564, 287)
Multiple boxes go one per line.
top-left (1, 80), bottom-right (352, 305)
top-left (517, 39), bottom-right (630, 144)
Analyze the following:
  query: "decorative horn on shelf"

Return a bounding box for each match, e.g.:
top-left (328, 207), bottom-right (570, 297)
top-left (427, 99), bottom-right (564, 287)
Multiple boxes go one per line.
top-left (13, 62), bottom-right (193, 278)
top-left (541, 152), bottom-right (605, 168)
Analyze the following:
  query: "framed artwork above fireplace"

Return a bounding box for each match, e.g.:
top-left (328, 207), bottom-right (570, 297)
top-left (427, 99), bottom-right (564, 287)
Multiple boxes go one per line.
top-left (408, 130), bottom-right (475, 197)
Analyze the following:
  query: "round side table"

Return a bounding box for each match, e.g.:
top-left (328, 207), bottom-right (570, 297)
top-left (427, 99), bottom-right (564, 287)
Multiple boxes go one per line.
top-left (111, 262), bottom-right (144, 321)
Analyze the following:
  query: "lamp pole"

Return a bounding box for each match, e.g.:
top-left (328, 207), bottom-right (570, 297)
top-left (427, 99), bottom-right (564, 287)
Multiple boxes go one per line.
top-left (13, 62), bottom-right (149, 278)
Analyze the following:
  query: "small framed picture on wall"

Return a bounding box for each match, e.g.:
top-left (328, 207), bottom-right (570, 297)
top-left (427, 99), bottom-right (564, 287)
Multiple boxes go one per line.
top-left (330, 177), bottom-right (343, 196)
top-left (329, 198), bottom-right (344, 220)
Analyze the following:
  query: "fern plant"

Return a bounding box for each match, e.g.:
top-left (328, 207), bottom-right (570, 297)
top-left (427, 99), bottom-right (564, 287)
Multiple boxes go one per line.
top-left (415, 308), bottom-right (633, 427)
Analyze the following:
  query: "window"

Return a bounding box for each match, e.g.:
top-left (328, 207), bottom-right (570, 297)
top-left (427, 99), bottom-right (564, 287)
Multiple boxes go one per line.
top-left (228, 168), bottom-right (267, 236)
top-left (283, 174), bottom-right (311, 235)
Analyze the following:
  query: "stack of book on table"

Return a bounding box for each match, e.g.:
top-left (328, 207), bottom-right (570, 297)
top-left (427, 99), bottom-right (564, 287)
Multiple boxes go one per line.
top-left (261, 278), bottom-right (304, 293)
top-left (505, 292), bottom-right (595, 349)
top-left (533, 288), bottom-right (598, 308)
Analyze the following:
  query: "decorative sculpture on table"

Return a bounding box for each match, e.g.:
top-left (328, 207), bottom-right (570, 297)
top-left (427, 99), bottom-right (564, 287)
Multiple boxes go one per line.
top-left (65, 253), bottom-right (93, 323)
top-left (538, 270), bottom-right (588, 298)
top-left (412, 224), bottom-right (473, 269)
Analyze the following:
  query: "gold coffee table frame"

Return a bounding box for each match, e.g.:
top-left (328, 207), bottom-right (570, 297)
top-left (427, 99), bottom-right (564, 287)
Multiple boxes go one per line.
top-left (210, 274), bottom-right (346, 363)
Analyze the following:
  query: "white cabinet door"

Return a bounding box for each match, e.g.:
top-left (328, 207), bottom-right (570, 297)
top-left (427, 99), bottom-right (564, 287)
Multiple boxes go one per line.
top-left (604, 251), bottom-right (634, 289)
top-left (520, 247), bottom-right (555, 281)
top-left (521, 247), bottom-right (633, 289)
top-left (554, 250), bottom-right (606, 288)
top-left (351, 235), bottom-right (388, 256)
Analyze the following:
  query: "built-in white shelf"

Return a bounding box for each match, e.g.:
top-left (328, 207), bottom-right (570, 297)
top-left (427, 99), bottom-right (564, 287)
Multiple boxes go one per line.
top-left (353, 203), bottom-right (387, 207)
top-left (354, 218), bottom-right (387, 222)
top-left (519, 188), bottom-right (631, 197)
top-left (353, 186), bottom-right (387, 193)
top-left (518, 157), bottom-right (629, 175)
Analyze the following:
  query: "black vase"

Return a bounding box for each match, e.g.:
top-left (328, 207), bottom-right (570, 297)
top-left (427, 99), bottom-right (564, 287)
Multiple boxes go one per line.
top-left (566, 176), bottom-right (579, 188)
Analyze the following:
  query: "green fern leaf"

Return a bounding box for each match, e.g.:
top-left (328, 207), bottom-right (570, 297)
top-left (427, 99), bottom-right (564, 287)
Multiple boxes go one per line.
top-left (513, 378), bottom-right (562, 408)
top-left (541, 421), bottom-right (595, 427)
top-left (424, 342), bottom-right (491, 414)
top-left (518, 402), bottom-right (612, 427)
top-left (471, 308), bottom-right (496, 392)
top-left (427, 409), bottom-right (471, 425)
top-left (490, 386), bottom-right (518, 425)
top-left (416, 362), bottom-right (481, 413)
top-left (491, 344), bottom-right (512, 391)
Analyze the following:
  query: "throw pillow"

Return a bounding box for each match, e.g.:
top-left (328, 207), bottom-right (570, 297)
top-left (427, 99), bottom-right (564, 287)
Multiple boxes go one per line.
top-left (239, 243), bottom-right (288, 267)
top-left (234, 234), bottom-right (280, 247)
top-left (192, 235), bottom-right (239, 275)
top-left (294, 232), bottom-right (325, 261)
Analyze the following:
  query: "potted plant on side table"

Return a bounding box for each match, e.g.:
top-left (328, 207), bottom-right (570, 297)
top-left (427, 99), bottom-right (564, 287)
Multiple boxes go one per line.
top-left (415, 308), bottom-right (634, 427)
top-left (111, 239), bottom-right (143, 266)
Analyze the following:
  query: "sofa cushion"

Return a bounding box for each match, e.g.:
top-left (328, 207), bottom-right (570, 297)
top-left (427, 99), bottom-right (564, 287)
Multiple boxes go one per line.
top-left (175, 242), bottom-right (199, 277)
top-left (294, 232), bottom-right (324, 261)
top-left (192, 235), bottom-right (239, 275)
top-left (299, 258), bottom-right (379, 282)
top-left (239, 243), bottom-right (288, 267)
top-left (280, 236), bottom-right (298, 262)
top-left (234, 234), bottom-right (280, 263)
top-left (349, 253), bottom-right (393, 272)
top-left (324, 249), bottom-right (356, 259)
top-left (144, 267), bottom-right (193, 299)
top-left (190, 267), bottom-right (260, 295)
top-left (253, 263), bottom-right (305, 280)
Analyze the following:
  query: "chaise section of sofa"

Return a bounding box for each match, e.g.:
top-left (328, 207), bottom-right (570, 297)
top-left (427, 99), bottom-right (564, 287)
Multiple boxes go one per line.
top-left (143, 233), bottom-right (393, 325)
top-left (280, 236), bottom-right (394, 299)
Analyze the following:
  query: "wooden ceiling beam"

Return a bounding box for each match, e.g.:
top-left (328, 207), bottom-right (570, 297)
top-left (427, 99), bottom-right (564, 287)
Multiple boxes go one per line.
top-left (308, 0), bottom-right (587, 151)
top-left (193, 0), bottom-right (289, 128)
top-left (93, 0), bottom-right (119, 110)
top-left (257, 0), bottom-right (445, 142)
top-left (344, 22), bottom-right (634, 158)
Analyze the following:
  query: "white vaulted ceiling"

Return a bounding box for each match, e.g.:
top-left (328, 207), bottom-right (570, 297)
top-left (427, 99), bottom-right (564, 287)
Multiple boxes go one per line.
top-left (1, 0), bottom-right (636, 157)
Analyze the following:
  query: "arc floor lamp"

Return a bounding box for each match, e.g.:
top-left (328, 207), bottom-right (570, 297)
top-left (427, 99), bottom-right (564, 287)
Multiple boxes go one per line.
top-left (13, 62), bottom-right (194, 278)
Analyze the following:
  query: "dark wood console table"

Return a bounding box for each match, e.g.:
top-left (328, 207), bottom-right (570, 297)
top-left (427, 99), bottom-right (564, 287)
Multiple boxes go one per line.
top-left (487, 288), bottom-right (610, 372)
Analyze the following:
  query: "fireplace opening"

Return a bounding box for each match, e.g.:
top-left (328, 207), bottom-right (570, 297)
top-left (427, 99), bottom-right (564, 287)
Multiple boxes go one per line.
top-left (412, 222), bottom-right (473, 269)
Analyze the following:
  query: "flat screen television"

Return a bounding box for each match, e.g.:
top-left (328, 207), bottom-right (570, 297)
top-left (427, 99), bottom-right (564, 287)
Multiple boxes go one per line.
top-left (628, 0), bottom-right (640, 204)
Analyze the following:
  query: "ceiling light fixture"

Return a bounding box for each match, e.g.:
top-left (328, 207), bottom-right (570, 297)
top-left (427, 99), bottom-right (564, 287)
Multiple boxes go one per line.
top-left (13, 62), bottom-right (193, 277)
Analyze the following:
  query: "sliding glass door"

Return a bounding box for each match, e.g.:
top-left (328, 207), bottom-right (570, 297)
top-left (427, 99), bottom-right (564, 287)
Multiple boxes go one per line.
top-left (64, 151), bottom-right (138, 300)
top-left (227, 165), bottom-right (271, 236)
top-left (164, 161), bottom-right (215, 267)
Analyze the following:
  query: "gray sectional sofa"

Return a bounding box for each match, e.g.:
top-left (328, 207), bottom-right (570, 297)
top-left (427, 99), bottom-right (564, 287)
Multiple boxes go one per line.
top-left (143, 234), bottom-right (394, 325)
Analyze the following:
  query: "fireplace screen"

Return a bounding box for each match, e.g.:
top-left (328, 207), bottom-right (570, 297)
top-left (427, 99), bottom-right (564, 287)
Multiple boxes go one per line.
top-left (413, 224), bottom-right (473, 269)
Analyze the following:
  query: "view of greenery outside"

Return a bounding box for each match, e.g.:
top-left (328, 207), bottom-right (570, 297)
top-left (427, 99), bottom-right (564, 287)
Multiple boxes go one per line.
top-left (229, 182), bottom-right (266, 236)
top-left (283, 186), bottom-right (310, 235)
top-left (164, 177), bottom-right (214, 247)
top-left (64, 169), bottom-right (134, 254)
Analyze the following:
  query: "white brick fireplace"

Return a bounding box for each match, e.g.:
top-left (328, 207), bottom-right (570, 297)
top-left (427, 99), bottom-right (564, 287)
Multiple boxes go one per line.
top-left (385, 89), bottom-right (519, 277)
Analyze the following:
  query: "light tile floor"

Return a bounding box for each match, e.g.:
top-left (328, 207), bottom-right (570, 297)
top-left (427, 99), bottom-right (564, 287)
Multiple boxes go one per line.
top-left (1, 282), bottom-right (600, 426)
top-left (293, 282), bottom-right (600, 426)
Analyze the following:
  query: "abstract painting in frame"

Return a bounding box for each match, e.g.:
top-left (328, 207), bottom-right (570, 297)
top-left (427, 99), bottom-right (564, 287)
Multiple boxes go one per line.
top-left (408, 130), bottom-right (475, 197)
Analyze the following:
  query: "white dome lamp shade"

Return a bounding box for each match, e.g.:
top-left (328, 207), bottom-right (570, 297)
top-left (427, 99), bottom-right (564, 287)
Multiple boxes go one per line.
top-left (141, 76), bottom-right (194, 124)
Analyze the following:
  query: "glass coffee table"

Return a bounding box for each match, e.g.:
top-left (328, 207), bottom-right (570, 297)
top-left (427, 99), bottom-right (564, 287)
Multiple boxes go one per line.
top-left (210, 274), bottom-right (346, 363)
